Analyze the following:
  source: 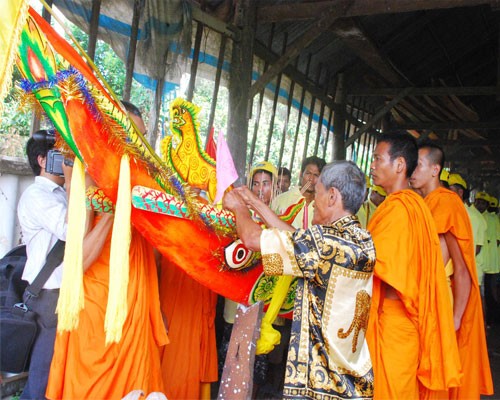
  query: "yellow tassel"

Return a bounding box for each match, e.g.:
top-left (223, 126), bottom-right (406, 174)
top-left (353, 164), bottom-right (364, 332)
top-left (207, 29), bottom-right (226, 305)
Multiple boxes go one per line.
top-left (255, 275), bottom-right (294, 355)
top-left (104, 154), bottom-right (131, 344)
top-left (56, 157), bottom-right (86, 331)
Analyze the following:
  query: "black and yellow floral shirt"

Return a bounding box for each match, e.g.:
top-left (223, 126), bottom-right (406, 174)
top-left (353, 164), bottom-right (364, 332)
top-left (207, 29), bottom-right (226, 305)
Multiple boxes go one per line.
top-left (261, 215), bottom-right (376, 399)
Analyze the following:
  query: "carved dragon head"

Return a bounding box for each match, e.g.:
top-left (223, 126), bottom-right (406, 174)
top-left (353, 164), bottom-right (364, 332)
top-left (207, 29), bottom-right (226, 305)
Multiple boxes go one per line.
top-left (169, 97), bottom-right (201, 139)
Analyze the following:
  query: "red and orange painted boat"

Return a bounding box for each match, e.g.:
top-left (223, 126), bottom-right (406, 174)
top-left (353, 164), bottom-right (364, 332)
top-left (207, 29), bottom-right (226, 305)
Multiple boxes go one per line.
top-left (15, 7), bottom-right (296, 316)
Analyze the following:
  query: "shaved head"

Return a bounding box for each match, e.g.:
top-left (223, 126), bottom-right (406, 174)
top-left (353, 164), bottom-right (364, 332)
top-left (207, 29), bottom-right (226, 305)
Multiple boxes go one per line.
top-left (418, 141), bottom-right (445, 172)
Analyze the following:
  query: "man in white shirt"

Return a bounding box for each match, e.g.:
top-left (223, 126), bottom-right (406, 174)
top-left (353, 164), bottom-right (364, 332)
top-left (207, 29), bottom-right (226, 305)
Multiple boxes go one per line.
top-left (17, 130), bottom-right (69, 400)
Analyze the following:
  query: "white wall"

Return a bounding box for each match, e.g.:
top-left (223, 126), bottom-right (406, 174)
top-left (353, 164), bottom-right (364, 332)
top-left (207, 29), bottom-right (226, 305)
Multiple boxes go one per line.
top-left (0, 156), bottom-right (33, 258)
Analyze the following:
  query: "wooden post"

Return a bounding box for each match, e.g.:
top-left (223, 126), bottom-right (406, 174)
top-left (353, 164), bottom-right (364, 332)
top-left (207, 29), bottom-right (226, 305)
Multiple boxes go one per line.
top-left (186, 21), bottom-right (204, 102)
top-left (206, 34), bottom-right (227, 143)
top-left (314, 68), bottom-right (330, 156)
top-left (218, 302), bottom-right (264, 400)
top-left (332, 73), bottom-right (346, 161)
top-left (290, 54), bottom-right (311, 174)
top-left (249, 24), bottom-right (275, 167)
top-left (87, 0), bottom-right (102, 61)
top-left (354, 98), bottom-right (367, 162)
top-left (302, 62), bottom-right (322, 162)
top-left (227, 0), bottom-right (256, 179)
top-left (322, 106), bottom-right (333, 159)
top-left (344, 96), bottom-right (357, 143)
top-left (314, 101), bottom-right (325, 156)
top-left (322, 75), bottom-right (338, 159)
top-left (147, 74), bottom-right (165, 149)
top-left (278, 59), bottom-right (298, 169)
top-left (359, 107), bottom-right (371, 171)
top-left (123, 0), bottom-right (143, 101)
top-left (265, 32), bottom-right (287, 160)
top-left (363, 133), bottom-right (375, 173)
top-left (342, 96), bottom-right (358, 159)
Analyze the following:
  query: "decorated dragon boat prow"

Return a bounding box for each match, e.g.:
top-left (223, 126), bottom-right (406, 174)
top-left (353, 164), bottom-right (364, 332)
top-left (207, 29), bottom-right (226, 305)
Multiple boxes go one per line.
top-left (10, 6), bottom-right (296, 320)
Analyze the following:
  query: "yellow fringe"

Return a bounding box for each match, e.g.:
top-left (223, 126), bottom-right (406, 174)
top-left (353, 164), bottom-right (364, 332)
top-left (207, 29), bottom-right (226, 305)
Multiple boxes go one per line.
top-left (255, 275), bottom-right (294, 355)
top-left (0, 0), bottom-right (30, 120)
top-left (56, 157), bottom-right (86, 331)
top-left (104, 154), bottom-right (131, 344)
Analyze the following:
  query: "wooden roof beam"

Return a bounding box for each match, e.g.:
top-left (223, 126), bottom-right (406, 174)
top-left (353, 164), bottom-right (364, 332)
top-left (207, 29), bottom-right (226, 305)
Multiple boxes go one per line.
top-left (447, 155), bottom-right (500, 164)
top-left (331, 19), bottom-right (403, 85)
top-left (346, 87), bottom-right (414, 147)
top-left (349, 86), bottom-right (500, 96)
top-left (396, 121), bottom-right (500, 130)
top-left (253, 41), bottom-right (333, 110)
top-left (434, 138), bottom-right (498, 146)
top-left (191, 2), bottom-right (236, 39)
top-left (253, 40), bottom-right (367, 130)
top-left (249, 0), bottom-right (353, 98)
top-left (257, 0), bottom-right (493, 23)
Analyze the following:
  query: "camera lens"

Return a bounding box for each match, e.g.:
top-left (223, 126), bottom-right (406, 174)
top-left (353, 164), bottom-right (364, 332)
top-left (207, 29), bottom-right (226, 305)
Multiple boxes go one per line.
top-left (32, 129), bottom-right (56, 145)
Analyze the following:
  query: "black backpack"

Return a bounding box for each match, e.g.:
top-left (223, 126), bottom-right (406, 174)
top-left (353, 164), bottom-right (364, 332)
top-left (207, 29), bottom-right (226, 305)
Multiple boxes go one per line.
top-left (1, 241), bottom-right (65, 373)
top-left (0, 245), bottom-right (28, 308)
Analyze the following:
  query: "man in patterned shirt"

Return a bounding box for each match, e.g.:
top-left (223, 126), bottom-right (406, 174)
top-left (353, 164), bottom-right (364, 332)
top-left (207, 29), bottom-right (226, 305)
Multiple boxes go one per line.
top-left (223, 161), bottom-right (375, 399)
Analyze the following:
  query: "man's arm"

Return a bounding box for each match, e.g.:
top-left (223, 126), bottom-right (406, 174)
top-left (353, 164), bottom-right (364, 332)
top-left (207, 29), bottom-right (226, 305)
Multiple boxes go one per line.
top-left (64, 170), bottom-right (114, 271)
top-left (232, 186), bottom-right (294, 232)
top-left (439, 234), bottom-right (450, 266)
top-left (223, 190), bottom-right (264, 251)
top-left (444, 231), bottom-right (472, 331)
top-left (82, 212), bottom-right (114, 271)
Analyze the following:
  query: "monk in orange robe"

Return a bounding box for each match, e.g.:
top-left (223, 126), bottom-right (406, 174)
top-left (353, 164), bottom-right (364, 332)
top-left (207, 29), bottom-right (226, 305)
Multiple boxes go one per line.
top-left (410, 142), bottom-right (493, 399)
top-left (47, 104), bottom-right (168, 400)
top-left (159, 257), bottom-right (218, 400)
top-left (46, 223), bottom-right (168, 399)
top-left (366, 133), bottom-right (462, 400)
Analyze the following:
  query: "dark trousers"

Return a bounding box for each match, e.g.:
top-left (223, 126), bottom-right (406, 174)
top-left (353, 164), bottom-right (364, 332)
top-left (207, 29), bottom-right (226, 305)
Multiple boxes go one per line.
top-left (484, 273), bottom-right (500, 326)
top-left (20, 289), bottom-right (59, 400)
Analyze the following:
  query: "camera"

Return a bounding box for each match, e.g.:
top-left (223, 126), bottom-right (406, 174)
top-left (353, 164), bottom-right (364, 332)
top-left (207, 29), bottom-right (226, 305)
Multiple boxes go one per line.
top-left (32, 129), bottom-right (56, 145)
top-left (46, 151), bottom-right (74, 176)
top-left (33, 130), bottom-right (74, 176)
top-left (46, 150), bottom-right (65, 176)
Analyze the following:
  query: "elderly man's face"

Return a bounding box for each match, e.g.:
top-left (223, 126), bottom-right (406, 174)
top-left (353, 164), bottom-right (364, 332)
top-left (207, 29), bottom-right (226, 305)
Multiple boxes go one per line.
top-left (312, 179), bottom-right (331, 225)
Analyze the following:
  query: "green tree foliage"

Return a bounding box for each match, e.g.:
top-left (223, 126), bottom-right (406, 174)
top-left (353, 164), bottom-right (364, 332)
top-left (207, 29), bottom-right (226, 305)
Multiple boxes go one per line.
top-left (0, 21), bottom-right (153, 157)
top-left (69, 24), bottom-right (153, 121)
top-left (1, 17), bottom-right (337, 174)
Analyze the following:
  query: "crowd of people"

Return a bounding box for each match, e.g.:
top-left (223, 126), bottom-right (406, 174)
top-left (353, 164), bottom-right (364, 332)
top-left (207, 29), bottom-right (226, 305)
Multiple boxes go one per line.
top-left (16, 106), bottom-right (498, 400)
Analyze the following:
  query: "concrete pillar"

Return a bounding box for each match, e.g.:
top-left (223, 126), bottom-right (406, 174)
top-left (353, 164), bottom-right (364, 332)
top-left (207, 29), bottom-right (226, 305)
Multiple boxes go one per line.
top-left (0, 174), bottom-right (23, 257)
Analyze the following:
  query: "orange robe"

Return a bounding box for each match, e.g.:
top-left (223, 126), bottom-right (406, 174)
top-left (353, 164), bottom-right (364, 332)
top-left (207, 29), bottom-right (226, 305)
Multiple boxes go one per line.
top-left (425, 187), bottom-right (493, 399)
top-left (159, 258), bottom-right (218, 400)
top-left (46, 228), bottom-right (168, 399)
top-left (366, 189), bottom-right (462, 399)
